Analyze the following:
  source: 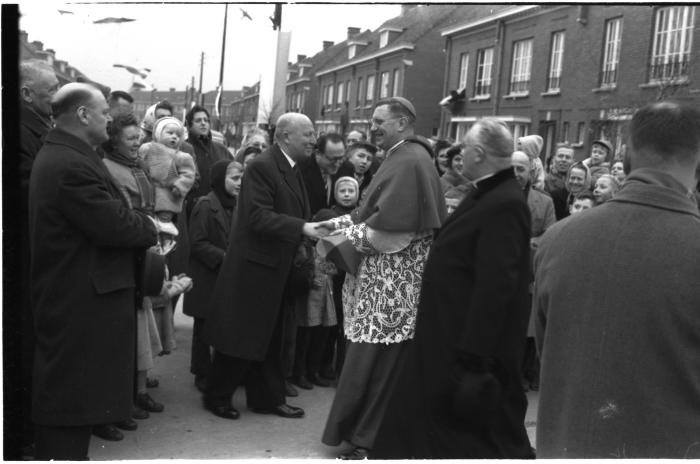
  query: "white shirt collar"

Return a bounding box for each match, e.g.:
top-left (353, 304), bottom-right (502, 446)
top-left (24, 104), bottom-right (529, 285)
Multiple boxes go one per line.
top-left (279, 147), bottom-right (296, 168)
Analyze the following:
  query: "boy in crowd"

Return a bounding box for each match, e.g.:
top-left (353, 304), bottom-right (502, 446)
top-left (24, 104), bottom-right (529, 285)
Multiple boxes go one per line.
top-left (569, 191), bottom-right (595, 215)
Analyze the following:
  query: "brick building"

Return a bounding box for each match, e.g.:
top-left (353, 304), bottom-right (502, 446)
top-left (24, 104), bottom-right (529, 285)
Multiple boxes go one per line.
top-left (130, 89), bottom-right (242, 129)
top-left (19, 29), bottom-right (88, 84)
top-left (440, 5), bottom-right (700, 162)
top-left (311, 4), bottom-right (501, 138)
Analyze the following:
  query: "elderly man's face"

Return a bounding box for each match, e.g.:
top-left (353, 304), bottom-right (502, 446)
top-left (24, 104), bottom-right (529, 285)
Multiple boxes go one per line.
top-left (346, 130), bottom-right (363, 145)
top-left (285, 118), bottom-right (316, 160)
top-left (85, 92), bottom-right (112, 146)
top-left (370, 105), bottom-right (403, 150)
top-left (24, 69), bottom-right (60, 119)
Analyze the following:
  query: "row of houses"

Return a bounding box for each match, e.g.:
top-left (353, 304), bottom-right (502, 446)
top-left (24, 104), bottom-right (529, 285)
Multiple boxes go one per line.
top-left (231, 4), bottom-right (699, 161)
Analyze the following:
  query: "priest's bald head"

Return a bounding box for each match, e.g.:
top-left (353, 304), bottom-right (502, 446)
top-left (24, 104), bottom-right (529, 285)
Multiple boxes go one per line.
top-left (51, 82), bottom-right (112, 147)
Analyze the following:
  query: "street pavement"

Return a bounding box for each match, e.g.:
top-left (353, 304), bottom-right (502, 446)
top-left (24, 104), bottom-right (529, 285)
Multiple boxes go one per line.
top-left (89, 301), bottom-right (539, 459)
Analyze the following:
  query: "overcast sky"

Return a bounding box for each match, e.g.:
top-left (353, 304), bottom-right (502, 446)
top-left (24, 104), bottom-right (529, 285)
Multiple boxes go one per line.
top-left (19, 2), bottom-right (401, 93)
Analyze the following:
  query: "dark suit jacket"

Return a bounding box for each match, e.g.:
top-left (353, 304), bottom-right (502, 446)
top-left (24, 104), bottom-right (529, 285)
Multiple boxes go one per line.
top-left (372, 168), bottom-right (533, 459)
top-left (29, 128), bottom-right (157, 425)
top-left (298, 154), bottom-right (332, 215)
top-left (184, 191), bottom-right (232, 319)
top-left (205, 144), bottom-right (311, 360)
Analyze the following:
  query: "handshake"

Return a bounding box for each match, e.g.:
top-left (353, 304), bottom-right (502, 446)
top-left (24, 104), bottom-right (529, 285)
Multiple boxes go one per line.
top-left (301, 220), bottom-right (339, 240)
top-left (162, 274), bottom-right (193, 299)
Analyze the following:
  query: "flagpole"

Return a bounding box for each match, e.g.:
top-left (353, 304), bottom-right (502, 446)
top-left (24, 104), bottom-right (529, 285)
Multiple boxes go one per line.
top-left (215, 3), bottom-right (229, 129)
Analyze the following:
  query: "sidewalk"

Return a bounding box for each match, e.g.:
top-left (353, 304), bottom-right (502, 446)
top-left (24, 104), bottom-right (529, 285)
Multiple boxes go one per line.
top-left (89, 304), bottom-right (538, 459)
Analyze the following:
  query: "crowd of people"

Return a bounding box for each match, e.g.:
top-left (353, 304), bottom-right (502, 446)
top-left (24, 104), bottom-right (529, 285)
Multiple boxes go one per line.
top-left (9, 57), bottom-right (700, 460)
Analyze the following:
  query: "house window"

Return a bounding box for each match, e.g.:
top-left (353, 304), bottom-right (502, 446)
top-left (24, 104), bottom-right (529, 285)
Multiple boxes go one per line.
top-left (326, 84), bottom-right (334, 107)
top-left (509, 39), bottom-right (533, 94)
top-left (346, 80), bottom-right (351, 103)
top-left (379, 30), bottom-right (389, 48)
top-left (356, 77), bottom-right (363, 106)
top-left (547, 31), bottom-right (565, 92)
top-left (458, 52), bottom-right (469, 89)
top-left (298, 67), bottom-right (304, 77)
top-left (379, 71), bottom-right (390, 99)
top-left (561, 121), bottom-right (570, 143)
top-left (392, 69), bottom-right (400, 96)
top-left (601, 18), bottom-right (623, 87)
top-left (366, 74), bottom-right (375, 104)
top-left (474, 47), bottom-right (494, 97)
top-left (510, 123), bottom-right (529, 143)
top-left (650, 6), bottom-right (694, 81)
top-left (336, 82), bottom-right (344, 105)
top-left (576, 122), bottom-right (586, 145)
top-left (348, 44), bottom-right (357, 60)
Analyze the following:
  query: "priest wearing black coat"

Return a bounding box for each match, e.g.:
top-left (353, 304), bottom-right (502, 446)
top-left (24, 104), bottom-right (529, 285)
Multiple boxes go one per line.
top-left (371, 118), bottom-right (533, 459)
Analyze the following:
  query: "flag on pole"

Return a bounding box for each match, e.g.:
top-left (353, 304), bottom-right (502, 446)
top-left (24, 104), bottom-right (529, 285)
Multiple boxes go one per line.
top-left (214, 85), bottom-right (223, 118)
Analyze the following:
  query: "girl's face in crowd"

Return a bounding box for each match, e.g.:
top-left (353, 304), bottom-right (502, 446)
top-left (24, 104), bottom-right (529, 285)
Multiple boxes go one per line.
top-left (593, 177), bottom-right (615, 204)
top-left (336, 183), bottom-right (358, 208)
top-left (611, 161), bottom-right (625, 183)
top-left (247, 135), bottom-right (268, 152)
top-left (568, 167), bottom-right (587, 194)
top-left (158, 123), bottom-right (183, 149)
top-left (225, 167), bottom-right (243, 196)
top-left (117, 125), bottom-right (142, 159)
top-left (450, 154), bottom-right (464, 174)
top-left (437, 149), bottom-right (449, 172)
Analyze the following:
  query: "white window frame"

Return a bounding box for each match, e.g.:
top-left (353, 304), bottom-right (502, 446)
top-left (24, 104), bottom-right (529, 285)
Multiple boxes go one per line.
top-left (366, 74), bottom-right (375, 103)
top-left (346, 80), bottom-right (352, 103)
top-left (601, 18), bottom-right (623, 87)
top-left (348, 44), bottom-right (357, 60)
top-left (474, 47), bottom-right (494, 97)
top-left (458, 52), bottom-right (469, 89)
top-left (356, 77), bottom-right (363, 105)
top-left (650, 6), bottom-right (694, 82)
top-left (547, 31), bottom-right (565, 92)
top-left (326, 84), bottom-right (334, 106)
top-left (336, 82), bottom-right (344, 105)
top-left (379, 30), bottom-right (389, 48)
top-left (379, 71), bottom-right (391, 99)
top-left (509, 39), bottom-right (533, 94)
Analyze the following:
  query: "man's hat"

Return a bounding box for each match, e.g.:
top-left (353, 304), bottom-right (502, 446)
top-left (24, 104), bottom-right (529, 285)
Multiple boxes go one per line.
top-left (592, 139), bottom-right (613, 154)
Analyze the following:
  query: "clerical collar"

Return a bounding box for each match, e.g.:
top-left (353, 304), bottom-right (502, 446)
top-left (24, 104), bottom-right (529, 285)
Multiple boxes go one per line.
top-left (280, 147), bottom-right (296, 168)
top-left (385, 139), bottom-right (407, 158)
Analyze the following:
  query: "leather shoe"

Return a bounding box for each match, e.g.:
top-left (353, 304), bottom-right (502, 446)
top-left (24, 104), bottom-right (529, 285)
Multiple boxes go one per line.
top-left (146, 377), bottom-right (159, 388)
top-left (92, 424), bottom-right (124, 441)
top-left (339, 447), bottom-right (369, 460)
top-left (113, 418), bottom-right (138, 431)
top-left (310, 373), bottom-right (330, 387)
top-left (206, 403), bottom-right (240, 420)
top-left (291, 375), bottom-right (313, 390)
top-left (132, 405), bottom-right (149, 420)
top-left (285, 381), bottom-right (299, 397)
top-left (251, 404), bottom-right (304, 418)
top-left (135, 392), bottom-right (164, 413)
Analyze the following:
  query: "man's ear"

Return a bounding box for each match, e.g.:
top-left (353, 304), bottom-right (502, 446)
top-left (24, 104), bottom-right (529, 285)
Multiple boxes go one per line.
top-left (396, 116), bottom-right (409, 132)
top-left (76, 106), bottom-right (90, 126)
top-left (20, 86), bottom-right (32, 104)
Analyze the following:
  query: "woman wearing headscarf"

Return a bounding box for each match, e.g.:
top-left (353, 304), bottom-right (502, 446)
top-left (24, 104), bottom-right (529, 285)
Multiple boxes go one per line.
top-left (517, 135), bottom-right (546, 191)
top-left (439, 145), bottom-right (469, 194)
top-left (184, 160), bottom-right (243, 392)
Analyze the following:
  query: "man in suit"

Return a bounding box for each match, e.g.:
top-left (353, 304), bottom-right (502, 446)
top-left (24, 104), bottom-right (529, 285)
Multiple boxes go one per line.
top-left (28, 83), bottom-right (159, 460)
top-left (534, 103), bottom-right (700, 458)
top-left (372, 118), bottom-right (533, 459)
top-left (204, 113), bottom-right (329, 420)
top-left (298, 132), bottom-right (346, 214)
top-left (7, 59), bottom-right (60, 460)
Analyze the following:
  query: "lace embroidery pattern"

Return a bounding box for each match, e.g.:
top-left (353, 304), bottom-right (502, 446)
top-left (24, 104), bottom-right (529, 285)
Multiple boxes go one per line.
top-left (342, 235), bottom-right (432, 344)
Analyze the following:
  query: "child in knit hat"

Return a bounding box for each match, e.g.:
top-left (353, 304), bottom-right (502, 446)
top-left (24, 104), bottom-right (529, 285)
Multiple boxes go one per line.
top-left (517, 135), bottom-right (546, 191)
top-left (582, 140), bottom-right (612, 185)
top-left (332, 176), bottom-right (360, 215)
top-left (139, 116), bottom-right (196, 243)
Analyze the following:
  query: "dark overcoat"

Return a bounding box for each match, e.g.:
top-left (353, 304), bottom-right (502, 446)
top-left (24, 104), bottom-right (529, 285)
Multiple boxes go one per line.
top-left (28, 128), bottom-right (157, 426)
top-left (372, 169), bottom-right (533, 459)
top-left (183, 191), bottom-right (232, 319)
top-left (298, 154), bottom-right (332, 215)
top-left (204, 144), bottom-right (310, 360)
top-left (534, 168), bottom-right (700, 458)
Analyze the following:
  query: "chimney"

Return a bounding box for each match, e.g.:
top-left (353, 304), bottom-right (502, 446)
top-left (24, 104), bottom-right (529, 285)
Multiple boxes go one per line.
top-left (45, 48), bottom-right (56, 59)
top-left (297, 54), bottom-right (307, 63)
top-left (323, 40), bottom-right (334, 50)
top-left (19, 30), bottom-right (28, 44)
top-left (169, 87), bottom-right (175, 92)
top-left (347, 27), bottom-right (360, 39)
top-left (31, 40), bottom-right (43, 51)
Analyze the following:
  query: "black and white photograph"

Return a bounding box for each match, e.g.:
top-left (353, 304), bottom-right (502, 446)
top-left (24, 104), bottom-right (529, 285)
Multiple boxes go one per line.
top-left (3, 1), bottom-right (700, 459)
